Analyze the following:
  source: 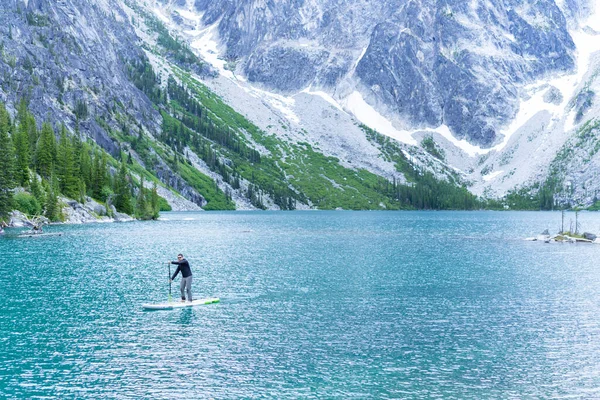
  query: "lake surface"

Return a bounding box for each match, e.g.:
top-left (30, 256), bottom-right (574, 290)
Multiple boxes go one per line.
top-left (1, 211), bottom-right (600, 399)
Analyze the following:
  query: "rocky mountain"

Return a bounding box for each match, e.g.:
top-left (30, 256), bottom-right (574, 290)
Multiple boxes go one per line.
top-left (0, 0), bottom-right (209, 209)
top-left (2, 0), bottom-right (600, 211)
top-left (0, 0), bottom-right (156, 149)
top-left (148, 0), bottom-right (600, 208)
top-left (1, 0), bottom-right (478, 212)
top-left (155, 0), bottom-right (579, 147)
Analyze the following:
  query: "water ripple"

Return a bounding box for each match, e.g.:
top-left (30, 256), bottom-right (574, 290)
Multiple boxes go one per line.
top-left (1, 211), bottom-right (600, 398)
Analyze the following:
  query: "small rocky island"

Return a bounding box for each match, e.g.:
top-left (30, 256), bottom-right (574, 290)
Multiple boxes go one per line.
top-left (525, 229), bottom-right (600, 244)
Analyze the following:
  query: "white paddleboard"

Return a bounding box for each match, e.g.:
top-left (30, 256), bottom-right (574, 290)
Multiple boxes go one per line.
top-left (142, 297), bottom-right (220, 310)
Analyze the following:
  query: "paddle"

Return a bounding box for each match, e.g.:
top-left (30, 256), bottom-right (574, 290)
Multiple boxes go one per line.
top-left (167, 261), bottom-right (172, 302)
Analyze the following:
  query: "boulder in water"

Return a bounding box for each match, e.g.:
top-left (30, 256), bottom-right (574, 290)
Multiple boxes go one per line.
top-left (583, 232), bottom-right (597, 241)
top-left (114, 212), bottom-right (134, 222)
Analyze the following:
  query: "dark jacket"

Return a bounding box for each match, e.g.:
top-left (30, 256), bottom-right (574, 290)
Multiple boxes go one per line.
top-left (171, 258), bottom-right (192, 279)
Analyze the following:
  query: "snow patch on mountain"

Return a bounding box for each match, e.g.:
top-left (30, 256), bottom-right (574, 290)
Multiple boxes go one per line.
top-left (426, 125), bottom-right (489, 158)
top-left (301, 88), bottom-right (345, 112)
top-left (153, 7), bottom-right (170, 24)
top-left (483, 170), bottom-right (504, 182)
top-left (340, 91), bottom-right (418, 146)
top-left (189, 22), bottom-right (234, 79)
top-left (494, 0), bottom-right (600, 151)
top-left (176, 8), bottom-right (202, 22)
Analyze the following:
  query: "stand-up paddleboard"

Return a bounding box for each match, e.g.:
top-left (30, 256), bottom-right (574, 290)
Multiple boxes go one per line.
top-left (142, 297), bottom-right (220, 310)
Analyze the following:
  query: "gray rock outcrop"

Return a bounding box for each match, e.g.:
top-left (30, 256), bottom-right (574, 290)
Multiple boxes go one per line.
top-left (0, 0), bottom-right (161, 158)
top-left (181, 0), bottom-right (580, 147)
top-left (0, 0), bottom-right (206, 210)
top-left (9, 211), bottom-right (33, 228)
top-left (60, 197), bottom-right (134, 224)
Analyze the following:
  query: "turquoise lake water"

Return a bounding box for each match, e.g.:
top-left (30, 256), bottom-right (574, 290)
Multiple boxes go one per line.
top-left (1, 211), bottom-right (600, 398)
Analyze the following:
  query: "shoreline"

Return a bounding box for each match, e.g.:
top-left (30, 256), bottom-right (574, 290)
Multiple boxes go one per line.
top-left (6, 196), bottom-right (135, 229)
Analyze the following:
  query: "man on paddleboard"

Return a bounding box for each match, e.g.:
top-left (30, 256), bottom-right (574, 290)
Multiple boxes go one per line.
top-left (169, 254), bottom-right (193, 302)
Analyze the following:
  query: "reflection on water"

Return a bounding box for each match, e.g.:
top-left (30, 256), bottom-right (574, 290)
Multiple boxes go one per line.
top-left (177, 308), bottom-right (195, 325)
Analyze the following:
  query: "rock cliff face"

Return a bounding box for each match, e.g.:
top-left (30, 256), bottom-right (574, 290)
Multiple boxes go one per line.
top-left (169, 0), bottom-right (584, 147)
top-left (0, 0), bottom-right (209, 208)
top-left (0, 0), bottom-right (160, 152)
top-left (149, 0), bottom-right (600, 208)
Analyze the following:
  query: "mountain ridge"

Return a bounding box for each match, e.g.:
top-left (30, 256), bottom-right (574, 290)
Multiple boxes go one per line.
top-left (148, 0), bottom-right (600, 208)
top-left (1, 0), bottom-right (482, 219)
top-left (158, 0), bottom-right (583, 146)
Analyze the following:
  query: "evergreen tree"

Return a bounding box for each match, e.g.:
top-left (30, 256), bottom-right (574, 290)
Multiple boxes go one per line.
top-left (77, 179), bottom-right (86, 204)
top-left (30, 172), bottom-right (44, 206)
top-left (36, 122), bottom-right (57, 178)
top-left (114, 158), bottom-right (133, 215)
top-left (150, 181), bottom-right (159, 219)
top-left (13, 116), bottom-right (31, 186)
top-left (135, 176), bottom-right (147, 219)
top-left (43, 175), bottom-right (60, 221)
top-left (57, 125), bottom-right (78, 198)
top-left (25, 116), bottom-right (38, 163)
top-left (80, 144), bottom-right (92, 193)
top-left (16, 100), bottom-right (39, 169)
top-left (91, 150), bottom-right (109, 200)
top-left (102, 152), bottom-right (113, 192)
top-left (0, 104), bottom-right (16, 220)
top-left (71, 132), bottom-right (82, 179)
top-left (91, 149), bottom-right (102, 199)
